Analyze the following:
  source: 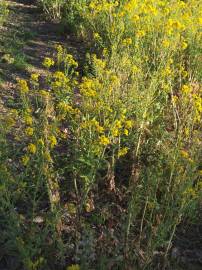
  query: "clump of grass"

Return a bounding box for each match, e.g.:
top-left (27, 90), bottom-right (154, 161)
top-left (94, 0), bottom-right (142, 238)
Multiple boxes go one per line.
top-left (13, 53), bottom-right (31, 71)
top-left (38, 0), bottom-right (66, 20)
top-left (0, 0), bottom-right (8, 26)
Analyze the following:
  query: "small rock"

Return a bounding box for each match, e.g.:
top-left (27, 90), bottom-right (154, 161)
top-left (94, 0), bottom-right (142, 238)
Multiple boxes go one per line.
top-left (33, 216), bottom-right (44, 224)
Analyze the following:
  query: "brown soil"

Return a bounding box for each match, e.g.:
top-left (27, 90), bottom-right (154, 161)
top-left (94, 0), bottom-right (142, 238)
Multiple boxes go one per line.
top-left (170, 210), bottom-right (202, 270)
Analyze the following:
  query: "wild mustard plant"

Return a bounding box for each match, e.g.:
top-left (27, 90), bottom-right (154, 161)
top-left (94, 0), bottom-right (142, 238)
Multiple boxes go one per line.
top-left (59, 0), bottom-right (202, 265)
top-left (1, 0), bottom-right (202, 268)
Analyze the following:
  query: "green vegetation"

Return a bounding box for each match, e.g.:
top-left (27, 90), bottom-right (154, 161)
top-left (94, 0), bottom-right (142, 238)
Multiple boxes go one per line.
top-left (0, 1), bottom-right (201, 269)
top-left (0, 0), bottom-right (8, 25)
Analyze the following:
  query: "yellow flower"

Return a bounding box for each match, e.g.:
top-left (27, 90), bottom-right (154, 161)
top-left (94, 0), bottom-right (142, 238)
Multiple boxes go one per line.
top-left (114, 120), bottom-right (122, 129)
top-left (92, 54), bottom-right (106, 69)
top-left (96, 125), bottom-right (104, 133)
top-left (89, 2), bottom-right (96, 10)
top-left (123, 129), bottom-right (129, 136)
top-left (18, 79), bottom-right (29, 94)
top-left (188, 158), bottom-right (194, 164)
top-left (131, 65), bottom-right (139, 74)
top-left (43, 151), bottom-right (52, 162)
top-left (172, 95), bottom-right (178, 104)
top-left (53, 71), bottom-right (66, 80)
top-left (125, 120), bottom-right (133, 129)
top-left (132, 14), bottom-right (140, 22)
top-left (99, 135), bottom-right (110, 146)
top-left (55, 44), bottom-right (63, 57)
top-left (42, 57), bottom-right (55, 68)
top-left (65, 54), bottom-right (78, 68)
top-left (118, 147), bottom-right (129, 158)
top-left (109, 74), bottom-right (120, 85)
top-left (163, 66), bottom-right (172, 77)
top-left (181, 41), bottom-right (188, 50)
top-left (169, 58), bottom-right (173, 64)
top-left (37, 138), bottom-right (45, 147)
top-left (67, 265), bottom-right (80, 270)
top-left (93, 32), bottom-right (101, 40)
top-left (57, 102), bottom-right (75, 114)
top-left (180, 150), bottom-right (189, 159)
top-left (183, 187), bottom-right (196, 198)
top-left (49, 135), bottom-right (57, 149)
top-left (103, 48), bottom-right (108, 57)
top-left (136, 30), bottom-right (146, 38)
top-left (181, 84), bottom-right (191, 94)
top-left (27, 143), bottom-right (37, 154)
top-left (122, 37), bottom-right (133, 46)
top-left (56, 44), bottom-right (63, 53)
top-left (184, 127), bottom-right (189, 137)
top-left (182, 70), bottom-right (188, 78)
top-left (162, 39), bottom-right (170, 48)
top-left (31, 73), bottom-right (39, 82)
top-left (25, 127), bottom-right (34, 136)
top-left (79, 77), bottom-right (98, 97)
top-left (111, 128), bottom-right (119, 137)
top-left (24, 115), bottom-right (33, 125)
top-left (21, 155), bottom-right (30, 166)
top-left (39, 90), bottom-right (49, 97)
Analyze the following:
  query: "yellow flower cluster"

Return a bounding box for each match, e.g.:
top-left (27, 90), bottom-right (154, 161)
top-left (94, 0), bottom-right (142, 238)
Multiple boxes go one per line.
top-left (27, 143), bottom-right (37, 154)
top-left (65, 54), bottom-right (78, 68)
top-left (57, 102), bottom-right (79, 116)
top-left (180, 150), bottom-right (194, 164)
top-left (18, 79), bottom-right (29, 94)
top-left (111, 118), bottom-right (133, 137)
top-left (79, 77), bottom-right (100, 97)
top-left (99, 135), bottom-right (110, 146)
top-left (51, 71), bottom-right (70, 91)
top-left (89, 0), bottom-right (118, 15)
top-left (181, 84), bottom-right (191, 95)
top-left (49, 135), bottom-right (57, 149)
top-left (118, 147), bottom-right (129, 158)
top-left (67, 265), bottom-right (80, 270)
top-left (21, 155), bottom-right (30, 166)
top-left (25, 127), bottom-right (34, 136)
top-left (193, 94), bottom-right (202, 123)
top-left (31, 73), bottom-right (39, 82)
top-left (42, 57), bottom-right (55, 68)
top-left (81, 119), bottom-right (104, 134)
top-left (122, 37), bottom-right (132, 46)
top-left (80, 0), bottom-right (201, 62)
top-left (24, 115), bottom-right (33, 125)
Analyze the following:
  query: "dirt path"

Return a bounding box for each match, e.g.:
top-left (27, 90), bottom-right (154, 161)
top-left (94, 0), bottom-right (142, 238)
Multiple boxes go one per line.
top-left (0, 0), bottom-right (84, 107)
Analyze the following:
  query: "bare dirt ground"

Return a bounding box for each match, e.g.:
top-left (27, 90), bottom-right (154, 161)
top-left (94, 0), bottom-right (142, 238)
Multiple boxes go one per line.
top-left (170, 212), bottom-right (202, 270)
